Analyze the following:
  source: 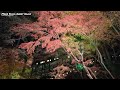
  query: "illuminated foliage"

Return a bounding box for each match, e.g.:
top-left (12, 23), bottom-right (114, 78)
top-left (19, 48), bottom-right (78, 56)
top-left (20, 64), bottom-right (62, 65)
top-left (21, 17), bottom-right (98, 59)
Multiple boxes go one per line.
top-left (1, 11), bottom-right (120, 79)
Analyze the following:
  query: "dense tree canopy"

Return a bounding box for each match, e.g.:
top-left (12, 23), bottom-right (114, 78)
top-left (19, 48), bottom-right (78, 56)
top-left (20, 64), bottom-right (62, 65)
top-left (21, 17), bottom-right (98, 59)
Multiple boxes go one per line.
top-left (0, 11), bottom-right (120, 79)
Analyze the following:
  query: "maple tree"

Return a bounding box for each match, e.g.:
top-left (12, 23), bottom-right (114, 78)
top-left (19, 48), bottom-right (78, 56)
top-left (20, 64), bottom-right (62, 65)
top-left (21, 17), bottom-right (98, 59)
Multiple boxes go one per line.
top-left (0, 11), bottom-right (120, 79)
top-left (10, 11), bottom-right (110, 54)
top-left (10, 11), bottom-right (114, 79)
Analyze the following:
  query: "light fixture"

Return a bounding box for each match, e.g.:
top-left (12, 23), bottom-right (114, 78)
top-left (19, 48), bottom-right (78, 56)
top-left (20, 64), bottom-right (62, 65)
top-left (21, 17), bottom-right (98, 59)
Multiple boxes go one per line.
top-left (40, 61), bottom-right (45, 64)
top-left (68, 56), bottom-right (70, 58)
top-left (47, 60), bottom-right (49, 62)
